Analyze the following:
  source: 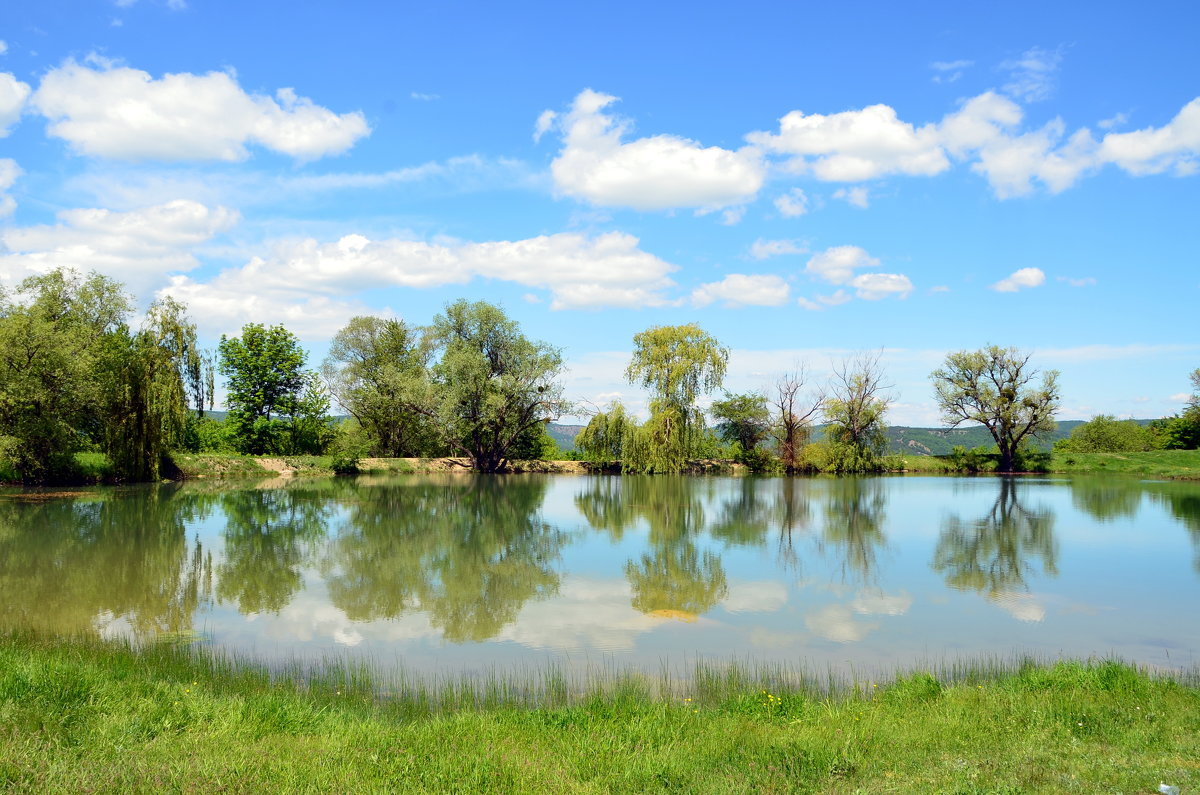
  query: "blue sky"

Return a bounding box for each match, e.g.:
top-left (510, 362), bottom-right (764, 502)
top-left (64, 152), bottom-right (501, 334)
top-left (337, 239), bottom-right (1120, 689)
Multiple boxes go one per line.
top-left (1, 0), bottom-right (1197, 424)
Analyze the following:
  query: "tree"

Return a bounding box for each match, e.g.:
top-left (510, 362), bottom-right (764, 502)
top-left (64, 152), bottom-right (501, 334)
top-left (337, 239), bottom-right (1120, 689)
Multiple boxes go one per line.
top-left (423, 300), bottom-right (568, 473)
top-left (1054, 414), bottom-right (1152, 454)
top-left (931, 345), bottom-right (1060, 473)
top-left (770, 367), bottom-right (824, 473)
top-left (0, 270), bottom-right (131, 482)
top-left (575, 400), bottom-right (634, 465)
top-left (710, 392), bottom-right (772, 470)
top-left (824, 351), bottom-right (891, 472)
top-left (217, 323), bottom-right (314, 455)
top-left (624, 323), bottom-right (728, 473)
top-left (102, 296), bottom-right (208, 480)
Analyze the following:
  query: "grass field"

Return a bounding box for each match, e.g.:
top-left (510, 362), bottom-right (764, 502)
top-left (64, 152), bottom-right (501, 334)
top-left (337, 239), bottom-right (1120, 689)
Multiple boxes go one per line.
top-left (1, 633), bottom-right (1197, 793)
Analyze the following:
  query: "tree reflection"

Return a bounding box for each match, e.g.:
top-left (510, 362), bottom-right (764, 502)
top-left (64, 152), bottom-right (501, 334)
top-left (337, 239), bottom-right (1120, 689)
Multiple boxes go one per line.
top-left (819, 478), bottom-right (887, 581)
top-left (322, 475), bottom-right (565, 642)
top-left (1069, 478), bottom-right (1144, 522)
top-left (1146, 483), bottom-right (1200, 574)
top-left (576, 476), bottom-right (727, 616)
top-left (215, 486), bottom-right (331, 614)
top-left (0, 485), bottom-right (210, 637)
top-left (933, 478), bottom-right (1057, 597)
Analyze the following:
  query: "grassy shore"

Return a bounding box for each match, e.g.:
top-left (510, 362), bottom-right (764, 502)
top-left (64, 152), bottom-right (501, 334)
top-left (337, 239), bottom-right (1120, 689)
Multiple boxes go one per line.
top-left (1, 634), bottom-right (1197, 793)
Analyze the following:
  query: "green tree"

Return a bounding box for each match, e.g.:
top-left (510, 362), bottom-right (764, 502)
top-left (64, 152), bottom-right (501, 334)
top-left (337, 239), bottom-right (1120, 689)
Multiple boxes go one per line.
top-left (423, 300), bottom-right (568, 473)
top-left (101, 296), bottom-right (208, 481)
top-left (217, 323), bottom-right (316, 455)
top-left (1054, 414), bottom-right (1152, 454)
top-left (931, 346), bottom-right (1060, 473)
top-left (575, 401), bottom-right (635, 465)
top-left (710, 392), bottom-right (772, 470)
top-left (624, 323), bottom-right (728, 473)
top-left (322, 316), bottom-right (442, 457)
top-left (0, 270), bottom-right (130, 482)
top-left (824, 351), bottom-right (891, 472)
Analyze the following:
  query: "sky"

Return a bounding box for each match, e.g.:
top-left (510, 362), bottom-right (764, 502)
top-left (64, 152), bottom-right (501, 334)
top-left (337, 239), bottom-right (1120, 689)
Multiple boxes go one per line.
top-left (1, 0), bottom-right (1197, 425)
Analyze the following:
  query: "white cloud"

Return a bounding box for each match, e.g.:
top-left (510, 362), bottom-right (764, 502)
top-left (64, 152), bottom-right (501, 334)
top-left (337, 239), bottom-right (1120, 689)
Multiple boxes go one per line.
top-left (797, 297), bottom-right (821, 311)
top-left (749, 238), bottom-right (806, 260)
top-left (850, 272), bottom-right (913, 300)
top-left (1170, 392), bottom-right (1190, 403)
top-left (0, 159), bottom-right (20, 217)
top-left (691, 273), bottom-right (790, 308)
top-left (1057, 276), bottom-right (1096, 287)
top-left (804, 603), bottom-right (877, 643)
top-left (990, 266), bottom-right (1045, 292)
top-left (533, 109), bottom-right (556, 142)
top-left (0, 41), bottom-right (7, 55)
top-left (774, 187), bottom-right (809, 216)
top-left (805, 245), bottom-right (881, 285)
top-left (545, 89), bottom-right (766, 211)
top-left (1098, 98), bottom-right (1200, 177)
top-left (31, 60), bottom-right (369, 161)
top-left (409, 91), bottom-right (439, 101)
top-left (833, 186), bottom-right (869, 208)
top-left (851, 590), bottom-right (912, 616)
top-left (0, 72), bottom-right (31, 134)
top-left (719, 205), bottom-right (746, 225)
top-left (929, 285), bottom-right (950, 294)
top-left (0, 199), bottom-right (239, 293)
top-left (721, 581), bottom-right (788, 613)
top-left (748, 103), bottom-right (949, 181)
top-left (1001, 46), bottom-right (1063, 103)
top-left (160, 229), bottom-right (681, 339)
top-left (1098, 112), bottom-right (1128, 130)
top-left (930, 59), bottom-right (973, 83)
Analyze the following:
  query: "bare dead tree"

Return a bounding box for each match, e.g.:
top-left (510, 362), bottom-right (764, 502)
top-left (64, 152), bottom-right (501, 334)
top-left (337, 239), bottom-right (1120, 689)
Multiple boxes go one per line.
top-left (770, 364), bottom-right (825, 473)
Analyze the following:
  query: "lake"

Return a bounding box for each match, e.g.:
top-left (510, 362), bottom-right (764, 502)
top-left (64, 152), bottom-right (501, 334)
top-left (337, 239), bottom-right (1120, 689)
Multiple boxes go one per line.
top-left (1, 474), bottom-right (1197, 677)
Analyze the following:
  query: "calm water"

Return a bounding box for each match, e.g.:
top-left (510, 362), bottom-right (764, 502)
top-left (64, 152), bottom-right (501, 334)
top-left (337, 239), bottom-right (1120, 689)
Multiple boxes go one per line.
top-left (2, 474), bottom-right (1198, 675)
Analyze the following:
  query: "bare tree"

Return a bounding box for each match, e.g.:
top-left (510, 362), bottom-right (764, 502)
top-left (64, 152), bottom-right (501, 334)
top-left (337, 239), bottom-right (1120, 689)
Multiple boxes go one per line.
top-left (770, 364), bottom-right (824, 473)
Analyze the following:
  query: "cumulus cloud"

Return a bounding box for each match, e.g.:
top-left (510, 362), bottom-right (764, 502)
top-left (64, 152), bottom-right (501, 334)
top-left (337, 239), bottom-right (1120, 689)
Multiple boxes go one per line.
top-left (990, 266), bottom-right (1045, 292)
top-left (833, 186), bottom-right (869, 208)
top-left (0, 72), bottom-right (31, 134)
top-left (0, 199), bottom-right (239, 292)
top-left (800, 245), bottom-right (912, 305)
top-left (749, 238), bottom-right (806, 260)
top-left (748, 103), bottom-right (949, 181)
top-left (691, 273), bottom-right (790, 308)
top-left (850, 272), bottom-right (913, 300)
top-left (774, 187), bottom-right (809, 216)
top-left (31, 60), bottom-right (369, 161)
top-left (805, 245), bottom-right (881, 284)
top-left (1099, 98), bottom-right (1200, 176)
top-left (0, 159), bottom-right (20, 217)
top-left (543, 89), bottom-right (765, 211)
top-left (160, 229), bottom-right (681, 339)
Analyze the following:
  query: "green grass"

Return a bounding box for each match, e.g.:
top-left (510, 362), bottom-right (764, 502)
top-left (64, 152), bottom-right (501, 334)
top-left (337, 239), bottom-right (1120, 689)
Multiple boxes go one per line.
top-left (2, 634), bottom-right (1197, 793)
top-left (169, 452), bottom-right (275, 479)
top-left (889, 449), bottom-right (1200, 479)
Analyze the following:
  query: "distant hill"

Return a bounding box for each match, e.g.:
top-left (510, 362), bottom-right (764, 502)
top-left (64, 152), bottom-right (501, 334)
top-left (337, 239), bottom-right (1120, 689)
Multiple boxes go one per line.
top-left (547, 423), bottom-right (586, 450)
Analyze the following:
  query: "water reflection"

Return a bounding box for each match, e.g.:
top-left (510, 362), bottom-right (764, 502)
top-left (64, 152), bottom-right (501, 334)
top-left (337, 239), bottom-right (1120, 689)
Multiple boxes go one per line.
top-left (933, 478), bottom-right (1057, 611)
top-left (576, 476), bottom-right (728, 616)
top-left (1070, 478), bottom-right (1145, 522)
top-left (819, 478), bottom-right (887, 581)
top-left (322, 476), bottom-right (565, 641)
top-left (0, 486), bottom-right (210, 637)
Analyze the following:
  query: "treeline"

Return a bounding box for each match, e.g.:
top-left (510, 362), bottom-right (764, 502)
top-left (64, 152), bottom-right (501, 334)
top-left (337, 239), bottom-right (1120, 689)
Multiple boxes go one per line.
top-left (3, 269), bottom-right (1198, 484)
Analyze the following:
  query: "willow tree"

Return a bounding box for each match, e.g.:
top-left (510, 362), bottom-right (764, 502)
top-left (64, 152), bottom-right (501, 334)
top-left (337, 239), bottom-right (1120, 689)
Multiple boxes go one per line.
top-left (931, 345), bottom-right (1059, 473)
top-left (102, 297), bottom-right (208, 481)
top-left (624, 323), bottom-right (728, 473)
top-left (575, 400), bottom-right (634, 465)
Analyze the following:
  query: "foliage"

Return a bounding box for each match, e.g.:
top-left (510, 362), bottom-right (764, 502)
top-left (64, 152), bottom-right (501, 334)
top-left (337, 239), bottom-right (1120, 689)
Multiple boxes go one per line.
top-left (624, 324), bottom-right (728, 472)
top-left (0, 270), bottom-right (131, 482)
top-left (931, 345), bottom-right (1060, 473)
top-left (218, 324), bottom-right (330, 455)
top-left (1054, 414), bottom-right (1154, 453)
top-left (1150, 411), bottom-right (1200, 450)
top-left (710, 392), bottom-right (771, 465)
top-left (423, 300), bottom-right (569, 473)
top-left (323, 316), bottom-right (442, 457)
top-left (576, 401), bottom-right (635, 464)
top-left (823, 352), bottom-right (891, 472)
